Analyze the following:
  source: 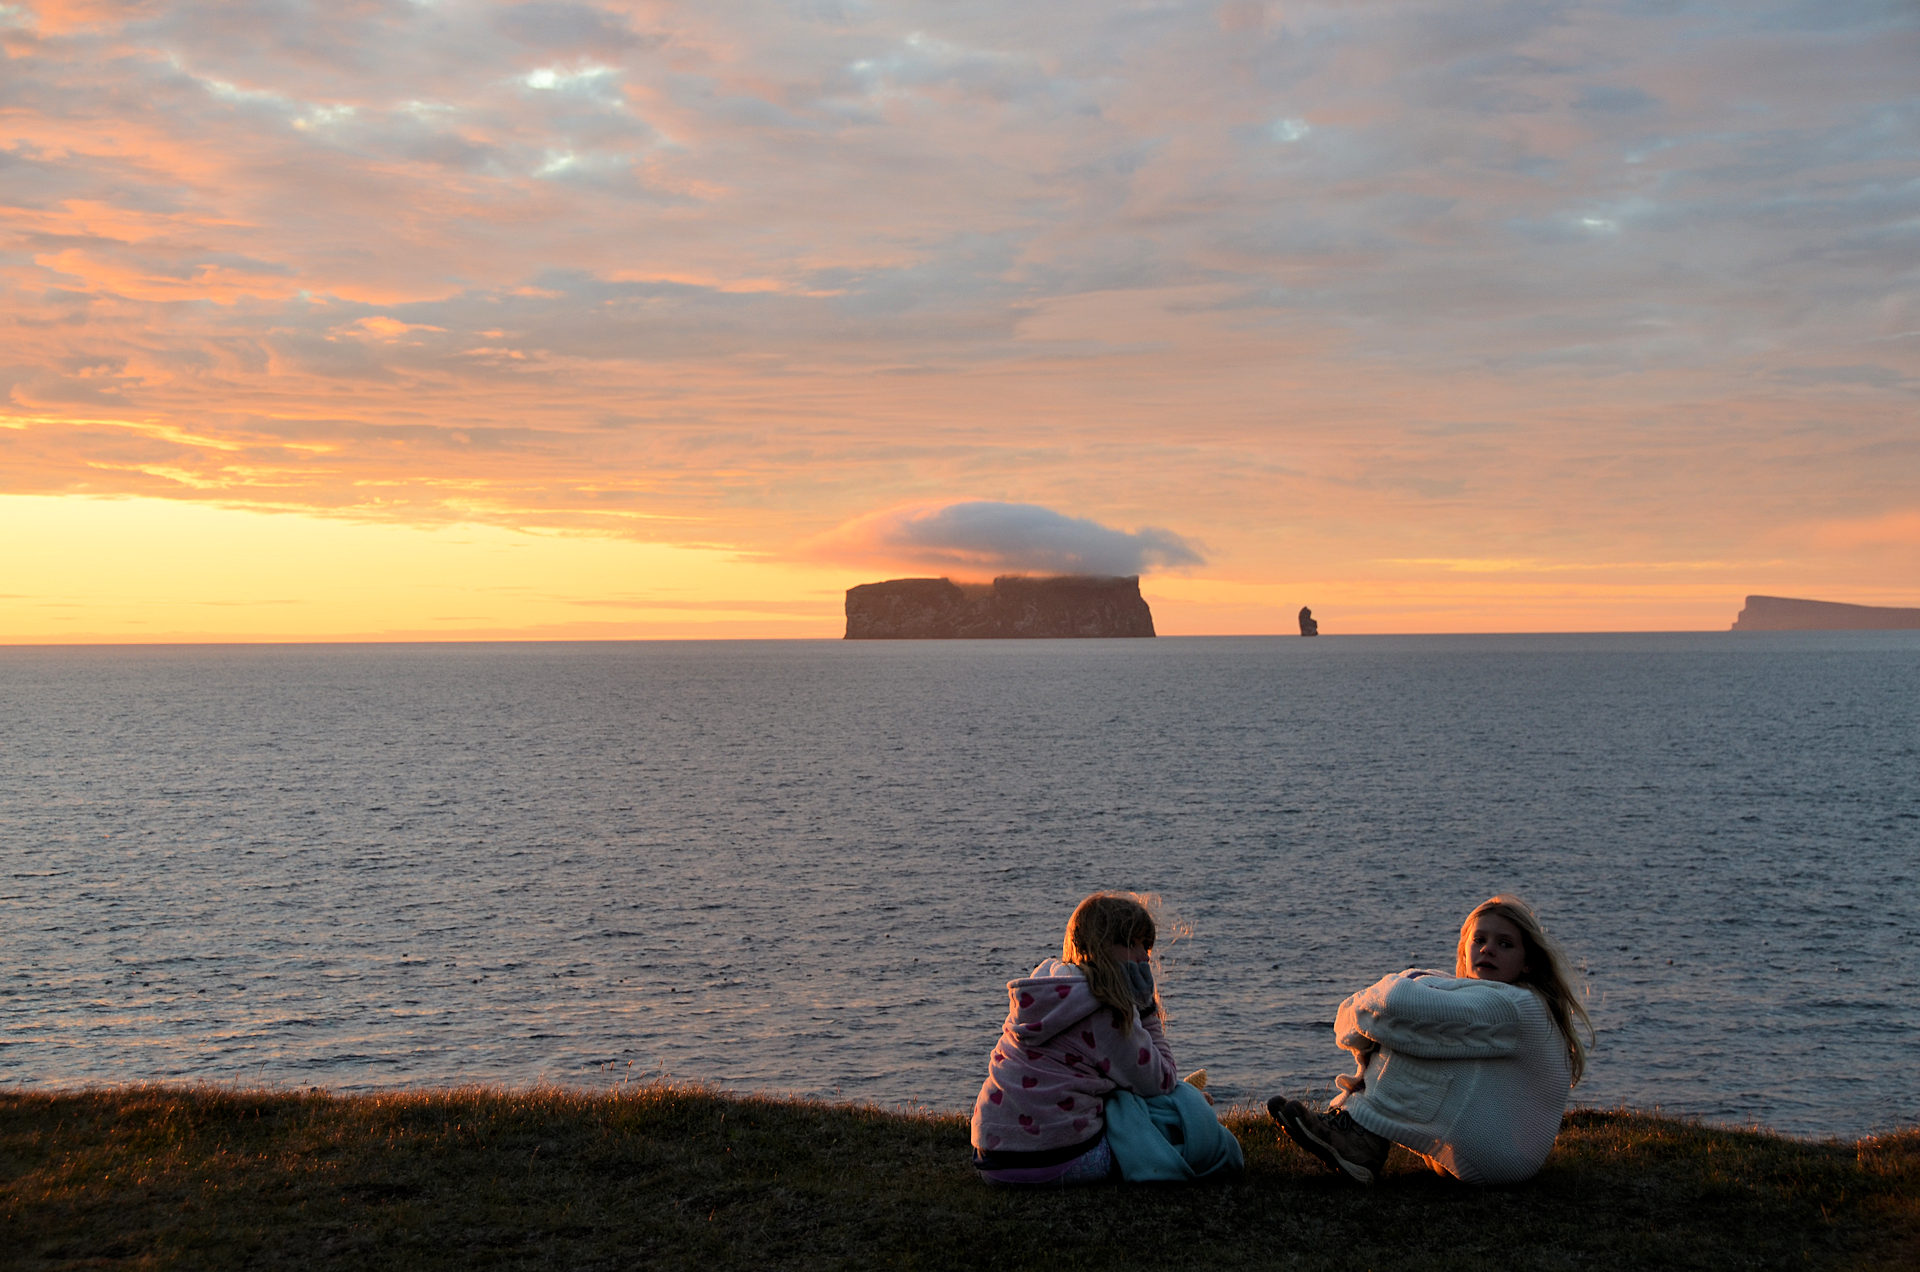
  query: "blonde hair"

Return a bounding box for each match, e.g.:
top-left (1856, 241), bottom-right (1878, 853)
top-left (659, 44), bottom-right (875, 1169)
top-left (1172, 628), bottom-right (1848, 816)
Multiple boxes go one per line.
top-left (1454, 895), bottom-right (1593, 1086)
top-left (1061, 892), bottom-right (1158, 1029)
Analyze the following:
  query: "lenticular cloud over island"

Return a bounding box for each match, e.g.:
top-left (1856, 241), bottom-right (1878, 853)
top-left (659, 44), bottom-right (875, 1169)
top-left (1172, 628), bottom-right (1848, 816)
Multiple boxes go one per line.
top-left (810, 502), bottom-right (1206, 578)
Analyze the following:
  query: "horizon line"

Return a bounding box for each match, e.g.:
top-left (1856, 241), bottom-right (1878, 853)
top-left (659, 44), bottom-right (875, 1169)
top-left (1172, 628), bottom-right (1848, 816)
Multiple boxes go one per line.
top-left (2, 628), bottom-right (1842, 648)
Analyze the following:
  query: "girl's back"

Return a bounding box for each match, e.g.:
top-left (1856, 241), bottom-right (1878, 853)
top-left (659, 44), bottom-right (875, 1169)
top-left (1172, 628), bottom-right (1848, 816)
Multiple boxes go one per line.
top-left (971, 957), bottom-right (1177, 1156)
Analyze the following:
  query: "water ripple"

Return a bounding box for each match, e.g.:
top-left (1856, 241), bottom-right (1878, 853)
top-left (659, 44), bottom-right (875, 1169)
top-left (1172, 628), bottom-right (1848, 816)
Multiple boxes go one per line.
top-left (2, 633), bottom-right (1916, 1138)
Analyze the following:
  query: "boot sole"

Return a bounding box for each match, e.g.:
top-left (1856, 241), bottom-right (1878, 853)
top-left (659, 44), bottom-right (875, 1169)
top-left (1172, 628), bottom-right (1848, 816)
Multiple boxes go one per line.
top-left (1272, 1098), bottom-right (1377, 1184)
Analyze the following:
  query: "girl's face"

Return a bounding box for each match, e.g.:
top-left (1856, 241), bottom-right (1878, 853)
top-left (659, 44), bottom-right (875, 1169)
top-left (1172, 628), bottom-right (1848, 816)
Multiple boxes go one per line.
top-left (1463, 914), bottom-right (1528, 983)
top-left (1108, 940), bottom-right (1151, 964)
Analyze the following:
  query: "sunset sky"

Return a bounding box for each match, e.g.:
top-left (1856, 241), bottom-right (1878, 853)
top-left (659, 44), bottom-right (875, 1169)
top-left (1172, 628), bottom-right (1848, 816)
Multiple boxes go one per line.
top-left (3, 0), bottom-right (1916, 639)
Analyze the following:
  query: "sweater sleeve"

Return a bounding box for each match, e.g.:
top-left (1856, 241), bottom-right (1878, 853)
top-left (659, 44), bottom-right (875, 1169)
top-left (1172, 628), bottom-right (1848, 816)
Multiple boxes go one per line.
top-left (1335, 973), bottom-right (1523, 1061)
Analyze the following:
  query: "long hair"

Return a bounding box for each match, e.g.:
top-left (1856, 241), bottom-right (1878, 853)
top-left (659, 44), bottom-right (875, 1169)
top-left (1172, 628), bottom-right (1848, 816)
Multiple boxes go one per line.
top-left (1454, 895), bottom-right (1593, 1086)
top-left (1061, 892), bottom-right (1158, 1029)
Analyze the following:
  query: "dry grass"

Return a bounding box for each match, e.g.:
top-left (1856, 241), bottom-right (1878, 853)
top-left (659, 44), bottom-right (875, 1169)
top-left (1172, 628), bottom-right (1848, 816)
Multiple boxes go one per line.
top-left (2, 1085), bottom-right (1915, 1271)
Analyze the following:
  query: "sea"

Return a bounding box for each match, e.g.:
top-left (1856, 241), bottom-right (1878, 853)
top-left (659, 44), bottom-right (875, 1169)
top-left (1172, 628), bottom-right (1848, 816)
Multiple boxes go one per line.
top-left (2, 634), bottom-right (1916, 1140)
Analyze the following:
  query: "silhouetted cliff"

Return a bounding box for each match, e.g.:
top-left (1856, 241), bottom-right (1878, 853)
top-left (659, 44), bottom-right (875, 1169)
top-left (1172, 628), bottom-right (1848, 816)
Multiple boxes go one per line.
top-left (1731, 595), bottom-right (1920, 631)
top-left (844, 576), bottom-right (1155, 639)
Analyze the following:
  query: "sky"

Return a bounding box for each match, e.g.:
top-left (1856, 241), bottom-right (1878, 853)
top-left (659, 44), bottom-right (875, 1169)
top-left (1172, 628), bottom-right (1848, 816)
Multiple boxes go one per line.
top-left (2, 0), bottom-right (1916, 640)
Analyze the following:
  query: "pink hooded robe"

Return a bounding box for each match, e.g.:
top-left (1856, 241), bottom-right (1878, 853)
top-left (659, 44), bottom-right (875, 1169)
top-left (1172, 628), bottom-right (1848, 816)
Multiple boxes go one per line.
top-left (970, 958), bottom-right (1178, 1156)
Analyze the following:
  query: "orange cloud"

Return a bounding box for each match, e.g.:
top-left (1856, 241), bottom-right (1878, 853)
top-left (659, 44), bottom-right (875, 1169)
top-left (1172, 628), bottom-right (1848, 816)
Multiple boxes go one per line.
top-left (342, 316), bottom-right (448, 341)
top-left (1808, 510), bottom-right (1920, 550)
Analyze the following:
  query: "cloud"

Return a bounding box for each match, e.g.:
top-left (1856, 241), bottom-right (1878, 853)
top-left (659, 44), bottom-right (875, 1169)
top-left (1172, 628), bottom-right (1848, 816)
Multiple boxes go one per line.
top-left (1, 0), bottom-right (1917, 624)
top-left (805, 501), bottom-right (1206, 577)
top-left (1808, 509), bottom-right (1920, 550)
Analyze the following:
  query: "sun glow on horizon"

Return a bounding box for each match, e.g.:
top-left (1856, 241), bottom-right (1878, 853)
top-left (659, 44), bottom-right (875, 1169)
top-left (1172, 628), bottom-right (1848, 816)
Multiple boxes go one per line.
top-left (5, 493), bottom-right (1881, 642)
top-left (1, 496), bottom-right (851, 643)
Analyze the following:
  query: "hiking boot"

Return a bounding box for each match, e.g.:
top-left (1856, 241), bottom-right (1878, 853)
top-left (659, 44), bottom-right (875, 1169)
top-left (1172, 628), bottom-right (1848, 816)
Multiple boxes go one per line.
top-left (1266, 1096), bottom-right (1392, 1184)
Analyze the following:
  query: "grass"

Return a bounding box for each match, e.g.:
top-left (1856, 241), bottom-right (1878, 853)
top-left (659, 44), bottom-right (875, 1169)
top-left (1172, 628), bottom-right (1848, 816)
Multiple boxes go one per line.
top-left (2, 1084), bottom-right (1916, 1271)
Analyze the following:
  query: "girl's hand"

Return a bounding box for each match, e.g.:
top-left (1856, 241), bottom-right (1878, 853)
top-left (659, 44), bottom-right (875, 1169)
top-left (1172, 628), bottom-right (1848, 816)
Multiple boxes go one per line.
top-left (1184, 1070), bottom-right (1215, 1105)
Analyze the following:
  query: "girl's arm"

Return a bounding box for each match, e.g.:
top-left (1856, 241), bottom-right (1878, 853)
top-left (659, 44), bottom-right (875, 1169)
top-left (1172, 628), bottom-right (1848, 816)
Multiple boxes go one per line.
top-left (1077, 1006), bottom-right (1179, 1097)
top-left (1335, 973), bottom-right (1524, 1061)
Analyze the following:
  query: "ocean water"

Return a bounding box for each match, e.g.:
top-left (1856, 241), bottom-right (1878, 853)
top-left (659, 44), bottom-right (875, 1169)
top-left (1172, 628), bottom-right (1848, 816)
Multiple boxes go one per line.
top-left (2, 634), bottom-right (1916, 1140)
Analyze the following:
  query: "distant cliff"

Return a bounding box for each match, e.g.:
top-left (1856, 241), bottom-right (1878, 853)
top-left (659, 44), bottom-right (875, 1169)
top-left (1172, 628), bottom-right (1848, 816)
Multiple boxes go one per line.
top-left (1731, 595), bottom-right (1920, 631)
top-left (845, 576), bottom-right (1155, 639)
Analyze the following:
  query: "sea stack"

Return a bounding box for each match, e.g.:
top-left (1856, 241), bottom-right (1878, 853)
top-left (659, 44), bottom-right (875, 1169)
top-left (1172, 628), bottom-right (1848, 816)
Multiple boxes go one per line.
top-left (844, 576), bottom-right (1155, 639)
top-left (1730, 595), bottom-right (1920, 631)
top-left (1299, 606), bottom-right (1319, 637)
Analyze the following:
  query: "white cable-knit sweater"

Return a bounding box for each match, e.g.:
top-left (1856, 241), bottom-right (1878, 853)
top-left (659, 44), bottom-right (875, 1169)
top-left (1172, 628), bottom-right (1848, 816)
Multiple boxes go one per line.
top-left (1327, 971), bottom-right (1572, 1184)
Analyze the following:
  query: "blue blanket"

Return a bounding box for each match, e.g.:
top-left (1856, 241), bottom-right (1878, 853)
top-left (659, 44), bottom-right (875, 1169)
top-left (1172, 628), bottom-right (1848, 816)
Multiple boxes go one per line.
top-left (1104, 1082), bottom-right (1245, 1182)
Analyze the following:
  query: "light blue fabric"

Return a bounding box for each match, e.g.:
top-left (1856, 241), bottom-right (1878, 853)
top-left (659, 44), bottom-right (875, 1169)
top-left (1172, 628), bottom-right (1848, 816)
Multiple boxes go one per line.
top-left (1103, 1082), bottom-right (1245, 1182)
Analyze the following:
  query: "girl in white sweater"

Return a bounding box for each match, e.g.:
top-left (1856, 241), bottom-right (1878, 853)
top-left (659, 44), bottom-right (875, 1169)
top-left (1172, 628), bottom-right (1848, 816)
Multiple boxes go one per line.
top-left (1270, 895), bottom-right (1592, 1184)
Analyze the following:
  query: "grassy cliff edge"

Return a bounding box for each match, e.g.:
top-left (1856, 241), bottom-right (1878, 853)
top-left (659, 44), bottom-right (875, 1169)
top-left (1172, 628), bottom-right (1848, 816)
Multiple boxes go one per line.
top-left (3, 1084), bottom-right (1916, 1270)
